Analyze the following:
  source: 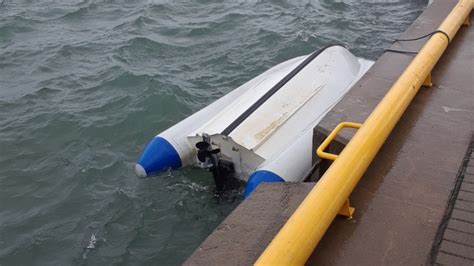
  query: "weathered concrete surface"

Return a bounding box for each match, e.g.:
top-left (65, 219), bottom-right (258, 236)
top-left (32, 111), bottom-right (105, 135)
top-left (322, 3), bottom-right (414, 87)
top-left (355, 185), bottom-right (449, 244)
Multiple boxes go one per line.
top-left (309, 1), bottom-right (473, 265)
top-left (184, 183), bottom-right (314, 266)
top-left (185, 0), bottom-right (473, 265)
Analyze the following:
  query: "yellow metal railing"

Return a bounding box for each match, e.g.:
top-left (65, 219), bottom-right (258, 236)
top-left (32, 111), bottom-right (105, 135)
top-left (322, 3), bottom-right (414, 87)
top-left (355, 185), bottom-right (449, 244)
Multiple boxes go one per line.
top-left (255, 0), bottom-right (473, 265)
top-left (316, 121), bottom-right (362, 161)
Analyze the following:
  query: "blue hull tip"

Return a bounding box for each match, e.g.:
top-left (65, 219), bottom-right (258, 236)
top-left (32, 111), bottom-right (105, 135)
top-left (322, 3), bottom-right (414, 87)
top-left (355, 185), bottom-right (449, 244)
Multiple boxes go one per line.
top-left (136, 137), bottom-right (182, 177)
top-left (243, 170), bottom-right (284, 198)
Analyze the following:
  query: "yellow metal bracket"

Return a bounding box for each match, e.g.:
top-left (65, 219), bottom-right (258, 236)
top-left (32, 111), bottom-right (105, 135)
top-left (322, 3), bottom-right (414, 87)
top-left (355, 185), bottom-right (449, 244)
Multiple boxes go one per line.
top-left (463, 16), bottom-right (470, 26)
top-left (316, 122), bottom-right (362, 161)
top-left (338, 199), bottom-right (355, 219)
top-left (423, 73), bottom-right (433, 87)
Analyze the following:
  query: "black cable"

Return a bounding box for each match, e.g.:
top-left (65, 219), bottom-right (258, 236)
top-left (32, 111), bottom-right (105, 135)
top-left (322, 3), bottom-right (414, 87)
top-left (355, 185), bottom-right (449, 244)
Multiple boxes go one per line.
top-left (385, 30), bottom-right (451, 56)
top-left (384, 49), bottom-right (419, 55)
top-left (394, 30), bottom-right (450, 43)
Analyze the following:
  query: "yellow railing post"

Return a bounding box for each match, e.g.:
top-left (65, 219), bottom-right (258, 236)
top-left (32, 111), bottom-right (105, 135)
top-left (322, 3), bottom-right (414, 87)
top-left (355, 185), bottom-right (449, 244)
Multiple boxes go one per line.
top-left (255, 1), bottom-right (473, 265)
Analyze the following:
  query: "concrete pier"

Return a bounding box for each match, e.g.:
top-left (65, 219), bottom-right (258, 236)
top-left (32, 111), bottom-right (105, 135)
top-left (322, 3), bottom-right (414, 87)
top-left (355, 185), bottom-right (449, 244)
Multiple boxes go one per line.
top-left (185, 0), bottom-right (473, 264)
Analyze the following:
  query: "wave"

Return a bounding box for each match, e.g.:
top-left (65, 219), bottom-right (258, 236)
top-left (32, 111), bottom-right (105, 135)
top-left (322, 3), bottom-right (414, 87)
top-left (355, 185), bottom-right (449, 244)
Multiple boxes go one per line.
top-left (117, 36), bottom-right (181, 57)
top-left (59, 2), bottom-right (98, 20)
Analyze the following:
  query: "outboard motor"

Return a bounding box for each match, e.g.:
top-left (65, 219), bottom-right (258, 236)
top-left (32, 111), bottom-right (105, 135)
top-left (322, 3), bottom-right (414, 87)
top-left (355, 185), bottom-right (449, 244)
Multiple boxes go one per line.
top-left (195, 134), bottom-right (235, 193)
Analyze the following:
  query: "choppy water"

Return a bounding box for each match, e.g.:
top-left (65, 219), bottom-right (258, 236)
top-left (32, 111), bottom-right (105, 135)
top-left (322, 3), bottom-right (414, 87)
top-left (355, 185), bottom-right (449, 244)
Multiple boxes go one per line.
top-left (0, 1), bottom-right (426, 265)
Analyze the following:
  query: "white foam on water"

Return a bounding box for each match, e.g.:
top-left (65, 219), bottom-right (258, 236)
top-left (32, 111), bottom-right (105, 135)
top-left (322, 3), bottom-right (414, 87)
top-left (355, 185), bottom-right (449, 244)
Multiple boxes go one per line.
top-left (86, 233), bottom-right (97, 250)
top-left (82, 233), bottom-right (103, 259)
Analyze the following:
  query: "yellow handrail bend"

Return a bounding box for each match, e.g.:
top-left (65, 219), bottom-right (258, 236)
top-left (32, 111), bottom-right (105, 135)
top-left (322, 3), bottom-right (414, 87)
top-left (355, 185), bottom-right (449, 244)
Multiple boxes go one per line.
top-left (316, 121), bottom-right (362, 161)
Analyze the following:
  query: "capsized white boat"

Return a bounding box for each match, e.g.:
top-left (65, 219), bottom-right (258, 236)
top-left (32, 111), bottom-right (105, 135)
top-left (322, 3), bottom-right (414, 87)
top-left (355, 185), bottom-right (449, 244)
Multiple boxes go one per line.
top-left (135, 45), bottom-right (373, 197)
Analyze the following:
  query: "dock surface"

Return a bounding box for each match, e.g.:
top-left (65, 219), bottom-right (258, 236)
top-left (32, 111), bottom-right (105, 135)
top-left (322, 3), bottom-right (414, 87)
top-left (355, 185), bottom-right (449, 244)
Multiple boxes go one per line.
top-left (185, 0), bottom-right (474, 265)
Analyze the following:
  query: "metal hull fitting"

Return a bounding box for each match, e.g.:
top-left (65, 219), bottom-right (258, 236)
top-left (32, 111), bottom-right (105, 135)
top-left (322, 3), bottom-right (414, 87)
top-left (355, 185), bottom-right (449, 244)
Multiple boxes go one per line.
top-left (135, 45), bottom-right (373, 197)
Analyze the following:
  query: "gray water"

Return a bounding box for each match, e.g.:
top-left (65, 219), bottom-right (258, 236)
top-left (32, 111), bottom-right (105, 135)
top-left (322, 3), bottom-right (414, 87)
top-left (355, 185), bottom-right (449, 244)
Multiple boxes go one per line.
top-left (0, 1), bottom-right (426, 265)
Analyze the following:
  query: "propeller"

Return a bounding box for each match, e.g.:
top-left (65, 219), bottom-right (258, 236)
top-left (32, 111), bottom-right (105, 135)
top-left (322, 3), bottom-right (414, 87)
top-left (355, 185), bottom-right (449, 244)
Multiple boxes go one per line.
top-left (195, 134), bottom-right (220, 165)
top-left (194, 134), bottom-right (229, 192)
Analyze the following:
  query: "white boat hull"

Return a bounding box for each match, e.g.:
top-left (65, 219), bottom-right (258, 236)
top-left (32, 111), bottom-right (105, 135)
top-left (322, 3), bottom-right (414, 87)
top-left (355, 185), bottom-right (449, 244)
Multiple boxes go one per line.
top-left (136, 45), bottom-right (373, 197)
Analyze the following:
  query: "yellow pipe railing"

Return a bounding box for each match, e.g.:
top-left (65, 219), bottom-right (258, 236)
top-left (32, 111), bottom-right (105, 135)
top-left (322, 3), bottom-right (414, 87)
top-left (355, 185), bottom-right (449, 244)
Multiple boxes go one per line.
top-left (256, 1), bottom-right (473, 265)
